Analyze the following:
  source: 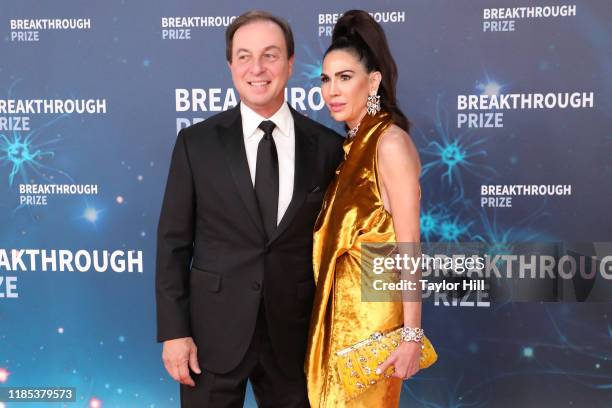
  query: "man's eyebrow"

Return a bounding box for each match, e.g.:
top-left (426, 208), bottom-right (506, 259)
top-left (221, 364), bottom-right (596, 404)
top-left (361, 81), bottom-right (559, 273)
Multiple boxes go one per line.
top-left (235, 46), bottom-right (281, 54)
top-left (262, 45), bottom-right (282, 52)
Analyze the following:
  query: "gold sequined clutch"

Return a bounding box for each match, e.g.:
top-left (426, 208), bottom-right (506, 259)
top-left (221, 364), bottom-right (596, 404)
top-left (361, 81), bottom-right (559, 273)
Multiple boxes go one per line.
top-left (335, 327), bottom-right (437, 400)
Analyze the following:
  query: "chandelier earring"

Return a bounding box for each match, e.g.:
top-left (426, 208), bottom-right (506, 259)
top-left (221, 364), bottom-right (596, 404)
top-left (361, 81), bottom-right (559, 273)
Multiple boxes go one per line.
top-left (366, 92), bottom-right (381, 116)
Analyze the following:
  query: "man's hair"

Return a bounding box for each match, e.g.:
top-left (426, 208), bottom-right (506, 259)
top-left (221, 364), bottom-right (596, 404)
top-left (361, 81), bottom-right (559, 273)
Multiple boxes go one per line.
top-left (225, 10), bottom-right (294, 62)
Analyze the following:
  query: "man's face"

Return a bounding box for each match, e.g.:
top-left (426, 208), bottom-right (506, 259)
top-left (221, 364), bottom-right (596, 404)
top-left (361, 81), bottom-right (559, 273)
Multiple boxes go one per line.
top-left (229, 20), bottom-right (294, 117)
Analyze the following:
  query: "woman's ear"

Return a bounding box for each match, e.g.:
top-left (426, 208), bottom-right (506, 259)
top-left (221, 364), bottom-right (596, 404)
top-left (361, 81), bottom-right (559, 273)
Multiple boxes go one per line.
top-left (369, 71), bottom-right (382, 94)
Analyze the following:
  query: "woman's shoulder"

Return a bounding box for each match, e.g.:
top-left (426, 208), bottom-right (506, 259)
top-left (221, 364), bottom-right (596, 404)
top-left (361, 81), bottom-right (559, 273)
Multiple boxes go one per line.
top-left (378, 123), bottom-right (418, 160)
top-left (375, 123), bottom-right (421, 177)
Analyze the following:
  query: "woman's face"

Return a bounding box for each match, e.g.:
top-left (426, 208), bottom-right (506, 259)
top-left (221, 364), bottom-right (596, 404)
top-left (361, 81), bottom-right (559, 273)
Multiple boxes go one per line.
top-left (320, 49), bottom-right (381, 128)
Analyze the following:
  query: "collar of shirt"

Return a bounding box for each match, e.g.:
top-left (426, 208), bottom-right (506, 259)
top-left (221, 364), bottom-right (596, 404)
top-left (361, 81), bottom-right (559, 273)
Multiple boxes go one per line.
top-left (240, 101), bottom-right (292, 140)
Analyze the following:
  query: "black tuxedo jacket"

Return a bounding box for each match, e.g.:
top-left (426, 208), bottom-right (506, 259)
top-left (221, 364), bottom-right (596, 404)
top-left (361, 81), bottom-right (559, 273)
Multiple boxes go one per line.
top-left (156, 103), bottom-right (344, 378)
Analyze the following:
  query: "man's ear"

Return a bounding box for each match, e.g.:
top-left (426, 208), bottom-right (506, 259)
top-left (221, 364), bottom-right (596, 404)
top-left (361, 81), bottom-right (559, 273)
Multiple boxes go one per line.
top-left (288, 55), bottom-right (295, 77)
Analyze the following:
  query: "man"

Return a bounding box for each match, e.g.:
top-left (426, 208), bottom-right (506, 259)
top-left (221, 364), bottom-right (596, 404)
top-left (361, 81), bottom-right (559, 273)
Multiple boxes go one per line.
top-left (156, 10), bottom-right (344, 407)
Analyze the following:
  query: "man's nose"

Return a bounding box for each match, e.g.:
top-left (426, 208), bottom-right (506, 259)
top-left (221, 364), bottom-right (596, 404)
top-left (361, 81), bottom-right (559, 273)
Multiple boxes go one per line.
top-left (249, 58), bottom-right (265, 75)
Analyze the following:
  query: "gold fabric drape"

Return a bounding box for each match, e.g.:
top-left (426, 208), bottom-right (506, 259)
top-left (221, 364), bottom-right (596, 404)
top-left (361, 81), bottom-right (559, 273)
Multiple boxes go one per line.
top-left (306, 111), bottom-right (404, 407)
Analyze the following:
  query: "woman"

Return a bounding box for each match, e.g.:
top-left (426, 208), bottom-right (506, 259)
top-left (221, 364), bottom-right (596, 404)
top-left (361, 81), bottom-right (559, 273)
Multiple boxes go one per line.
top-left (305, 10), bottom-right (424, 407)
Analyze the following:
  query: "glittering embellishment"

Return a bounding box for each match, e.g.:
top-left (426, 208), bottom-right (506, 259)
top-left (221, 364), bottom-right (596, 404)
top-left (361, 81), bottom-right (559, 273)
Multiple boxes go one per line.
top-left (347, 123), bottom-right (360, 139)
top-left (371, 331), bottom-right (383, 340)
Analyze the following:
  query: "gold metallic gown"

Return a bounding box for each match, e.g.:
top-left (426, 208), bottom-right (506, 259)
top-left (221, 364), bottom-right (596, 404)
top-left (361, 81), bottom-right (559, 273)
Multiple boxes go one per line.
top-left (306, 111), bottom-right (404, 407)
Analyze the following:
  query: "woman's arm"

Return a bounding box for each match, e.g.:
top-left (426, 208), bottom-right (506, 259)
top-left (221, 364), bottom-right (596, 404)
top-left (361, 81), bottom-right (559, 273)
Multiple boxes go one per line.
top-left (376, 124), bottom-right (424, 379)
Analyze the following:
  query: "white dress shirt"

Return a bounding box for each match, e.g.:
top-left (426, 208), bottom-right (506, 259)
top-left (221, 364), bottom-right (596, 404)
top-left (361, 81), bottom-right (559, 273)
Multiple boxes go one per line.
top-left (240, 102), bottom-right (295, 225)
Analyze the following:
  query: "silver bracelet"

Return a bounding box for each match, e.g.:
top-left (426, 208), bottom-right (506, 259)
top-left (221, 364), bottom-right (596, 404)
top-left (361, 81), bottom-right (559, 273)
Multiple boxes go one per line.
top-left (400, 326), bottom-right (424, 344)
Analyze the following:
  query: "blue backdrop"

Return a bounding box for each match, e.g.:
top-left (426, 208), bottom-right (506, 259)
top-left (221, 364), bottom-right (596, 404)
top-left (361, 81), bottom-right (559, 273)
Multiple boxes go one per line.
top-left (1, 1), bottom-right (611, 407)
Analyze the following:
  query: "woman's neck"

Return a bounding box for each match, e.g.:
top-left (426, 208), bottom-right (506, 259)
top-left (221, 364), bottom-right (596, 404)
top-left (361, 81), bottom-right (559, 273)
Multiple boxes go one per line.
top-left (346, 109), bottom-right (367, 130)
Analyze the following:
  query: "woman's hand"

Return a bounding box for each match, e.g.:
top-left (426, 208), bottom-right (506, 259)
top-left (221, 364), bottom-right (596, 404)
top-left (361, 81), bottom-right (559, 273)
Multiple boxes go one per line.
top-left (376, 341), bottom-right (421, 380)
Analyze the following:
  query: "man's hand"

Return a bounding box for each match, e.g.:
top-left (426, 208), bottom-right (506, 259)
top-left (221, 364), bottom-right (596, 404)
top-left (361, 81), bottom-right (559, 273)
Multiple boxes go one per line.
top-left (162, 337), bottom-right (201, 387)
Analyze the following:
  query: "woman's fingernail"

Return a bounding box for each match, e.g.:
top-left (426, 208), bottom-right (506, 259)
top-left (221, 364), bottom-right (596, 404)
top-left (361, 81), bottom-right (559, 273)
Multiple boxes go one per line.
top-left (375, 368), bottom-right (381, 375)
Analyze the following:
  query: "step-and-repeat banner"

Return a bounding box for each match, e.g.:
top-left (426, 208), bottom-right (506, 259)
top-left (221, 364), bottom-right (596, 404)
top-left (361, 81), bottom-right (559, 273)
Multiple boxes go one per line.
top-left (1, 0), bottom-right (611, 407)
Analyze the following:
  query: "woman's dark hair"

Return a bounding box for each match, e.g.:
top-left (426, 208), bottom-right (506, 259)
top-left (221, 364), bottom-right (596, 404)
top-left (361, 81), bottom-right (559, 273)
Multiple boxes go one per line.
top-left (325, 10), bottom-right (409, 132)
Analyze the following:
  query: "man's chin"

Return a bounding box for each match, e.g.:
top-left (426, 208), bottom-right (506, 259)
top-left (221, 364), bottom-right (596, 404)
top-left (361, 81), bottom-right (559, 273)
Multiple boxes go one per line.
top-left (242, 95), bottom-right (284, 112)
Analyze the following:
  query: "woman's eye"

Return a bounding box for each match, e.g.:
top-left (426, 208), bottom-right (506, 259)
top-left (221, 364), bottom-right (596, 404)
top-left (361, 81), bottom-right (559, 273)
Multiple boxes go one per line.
top-left (341, 75), bottom-right (351, 81)
top-left (320, 76), bottom-right (329, 83)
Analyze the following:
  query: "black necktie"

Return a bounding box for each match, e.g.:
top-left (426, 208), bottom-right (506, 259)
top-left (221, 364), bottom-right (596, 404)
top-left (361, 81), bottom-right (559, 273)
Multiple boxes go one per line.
top-left (255, 120), bottom-right (279, 240)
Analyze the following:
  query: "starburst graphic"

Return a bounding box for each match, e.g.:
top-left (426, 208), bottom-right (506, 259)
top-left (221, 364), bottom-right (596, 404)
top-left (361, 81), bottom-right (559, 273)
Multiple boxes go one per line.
top-left (89, 397), bottom-right (102, 408)
top-left (522, 346), bottom-right (535, 358)
top-left (82, 206), bottom-right (103, 226)
top-left (475, 70), bottom-right (510, 97)
top-left (0, 368), bottom-right (9, 382)
top-left (477, 80), bottom-right (503, 97)
top-left (84, 207), bottom-right (98, 222)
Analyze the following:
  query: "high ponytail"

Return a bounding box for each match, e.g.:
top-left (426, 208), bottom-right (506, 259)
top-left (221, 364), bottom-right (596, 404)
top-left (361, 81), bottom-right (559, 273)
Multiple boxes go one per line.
top-left (325, 10), bottom-right (410, 132)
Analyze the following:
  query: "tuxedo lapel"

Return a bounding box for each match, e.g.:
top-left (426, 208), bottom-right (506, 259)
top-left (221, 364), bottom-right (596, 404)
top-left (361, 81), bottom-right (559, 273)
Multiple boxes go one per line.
top-left (218, 105), bottom-right (266, 238)
top-left (268, 108), bottom-right (317, 244)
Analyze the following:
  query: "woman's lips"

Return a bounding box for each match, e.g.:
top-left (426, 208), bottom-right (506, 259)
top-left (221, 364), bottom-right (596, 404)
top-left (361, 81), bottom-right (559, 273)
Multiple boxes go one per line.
top-left (328, 103), bottom-right (345, 113)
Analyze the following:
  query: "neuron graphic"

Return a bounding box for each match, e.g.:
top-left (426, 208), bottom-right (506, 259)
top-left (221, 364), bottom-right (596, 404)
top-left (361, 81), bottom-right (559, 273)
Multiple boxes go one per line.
top-left (0, 125), bottom-right (65, 187)
top-left (0, 82), bottom-right (71, 188)
top-left (450, 304), bottom-right (612, 406)
top-left (296, 43), bottom-right (324, 85)
top-left (401, 374), bottom-right (490, 408)
top-left (420, 199), bottom-right (478, 243)
top-left (293, 42), bottom-right (332, 125)
top-left (0, 80), bottom-right (72, 212)
top-left (420, 203), bottom-right (446, 242)
top-left (418, 96), bottom-right (496, 199)
top-left (404, 304), bottom-right (612, 407)
top-left (473, 201), bottom-right (552, 248)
